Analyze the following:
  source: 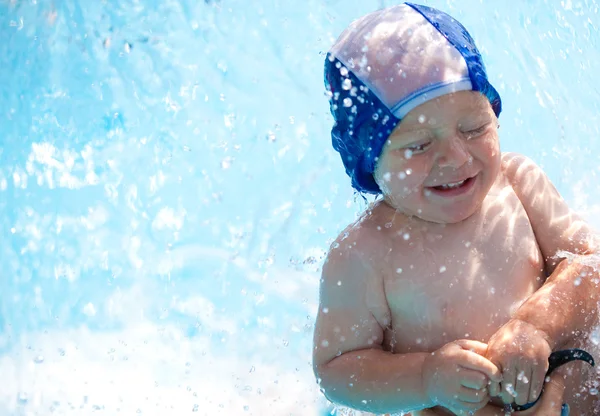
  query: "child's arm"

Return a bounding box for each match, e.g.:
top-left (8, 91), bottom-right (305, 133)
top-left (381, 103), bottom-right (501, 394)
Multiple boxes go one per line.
top-left (313, 239), bottom-right (499, 415)
top-left (502, 152), bottom-right (599, 345)
top-left (417, 370), bottom-right (568, 416)
top-left (485, 153), bottom-right (599, 405)
top-left (313, 240), bottom-right (431, 413)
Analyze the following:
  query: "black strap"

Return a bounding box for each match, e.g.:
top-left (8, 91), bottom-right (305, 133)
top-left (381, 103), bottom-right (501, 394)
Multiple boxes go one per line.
top-left (511, 348), bottom-right (595, 412)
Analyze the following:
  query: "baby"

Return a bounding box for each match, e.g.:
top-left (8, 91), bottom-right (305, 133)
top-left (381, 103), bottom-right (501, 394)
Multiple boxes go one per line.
top-left (313, 3), bottom-right (600, 415)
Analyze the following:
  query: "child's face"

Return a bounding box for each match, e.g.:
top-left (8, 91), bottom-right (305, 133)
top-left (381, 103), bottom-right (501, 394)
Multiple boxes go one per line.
top-left (373, 91), bottom-right (501, 224)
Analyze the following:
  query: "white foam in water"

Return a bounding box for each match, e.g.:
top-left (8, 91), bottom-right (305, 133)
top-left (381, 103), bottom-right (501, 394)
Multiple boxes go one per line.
top-left (1, 0), bottom-right (599, 415)
top-left (0, 283), bottom-right (324, 415)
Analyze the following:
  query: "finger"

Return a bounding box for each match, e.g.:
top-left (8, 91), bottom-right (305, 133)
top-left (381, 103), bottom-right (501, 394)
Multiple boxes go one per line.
top-left (500, 363), bottom-right (517, 404)
top-left (531, 373), bottom-right (566, 415)
top-left (514, 364), bottom-right (532, 406)
top-left (458, 368), bottom-right (488, 389)
top-left (530, 359), bottom-right (549, 403)
top-left (457, 386), bottom-right (489, 403)
top-left (459, 350), bottom-right (502, 382)
top-left (455, 339), bottom-right (489, 356)
top-left (488, 379), bottom-right (502, 397)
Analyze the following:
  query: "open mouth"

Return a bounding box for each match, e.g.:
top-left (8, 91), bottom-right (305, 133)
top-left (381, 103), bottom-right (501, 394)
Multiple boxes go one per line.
top-left (428, 175), bottom-right (477, 196)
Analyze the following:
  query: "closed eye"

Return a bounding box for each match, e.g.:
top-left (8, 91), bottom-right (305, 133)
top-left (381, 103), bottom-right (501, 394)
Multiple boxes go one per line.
top-left (405, 141), bottom-right (432, 154)
top-left (463, 125), bottom-right (489, 139)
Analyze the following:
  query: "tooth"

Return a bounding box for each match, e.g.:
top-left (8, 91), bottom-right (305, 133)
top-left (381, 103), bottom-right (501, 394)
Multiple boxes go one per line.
top-left (440, 179), bottom-right (465, 189)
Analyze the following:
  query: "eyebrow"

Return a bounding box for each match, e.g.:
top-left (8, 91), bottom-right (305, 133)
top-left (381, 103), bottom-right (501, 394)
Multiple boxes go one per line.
top-left (458, 114), bottom-right (494, 127)
top-left (390, 114), bottom-right (494, 142)
top-left (389, 128), bottom-right (432, 143)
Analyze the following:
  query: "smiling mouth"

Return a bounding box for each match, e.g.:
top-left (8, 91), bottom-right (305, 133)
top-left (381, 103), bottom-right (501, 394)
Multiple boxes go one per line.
top-left (434, 178), bottom-right (468, 190)
top-left (428, 175), bottom-right (477, 194)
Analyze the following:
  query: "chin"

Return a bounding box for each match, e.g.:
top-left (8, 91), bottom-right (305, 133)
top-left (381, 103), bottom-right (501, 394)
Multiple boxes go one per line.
top-left (442, 208), bottom-right (479, 224)
top-left (417, 210), bottom-right (474, 224)
top-left (407, 196), bottom-right (485, 224)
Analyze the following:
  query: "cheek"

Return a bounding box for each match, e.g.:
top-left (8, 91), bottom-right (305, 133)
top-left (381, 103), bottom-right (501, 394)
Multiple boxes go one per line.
top-left (378, 156), bottom-right (431, 192)
top-left (477, 134), bottom-right (500, 158)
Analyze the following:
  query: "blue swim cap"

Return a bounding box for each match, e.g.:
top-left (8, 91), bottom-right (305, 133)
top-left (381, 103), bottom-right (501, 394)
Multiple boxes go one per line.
top-left (325, 2), bottom-right (502, 194)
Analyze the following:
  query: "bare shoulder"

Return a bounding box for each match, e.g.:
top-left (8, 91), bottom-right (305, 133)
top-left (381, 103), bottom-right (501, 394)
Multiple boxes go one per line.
top-left (319, 212), bottom-right (389, 305)
top-left (328, 205), bottom-right (386, 267)
top-left (500, 151), bottom-right (541, 181)
top-left (499, 151), bottom-right (595, 268)
top-left (499, 151), bottom-right (551, 202)
top-left (499, 151), bottom-right (559, 199)
top-left (313, 205), bottom-right (392, 370)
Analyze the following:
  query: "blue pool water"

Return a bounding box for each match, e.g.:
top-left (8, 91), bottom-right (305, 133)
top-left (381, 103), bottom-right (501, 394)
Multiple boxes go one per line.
top-left (0, 0), bottom-right (599, 414)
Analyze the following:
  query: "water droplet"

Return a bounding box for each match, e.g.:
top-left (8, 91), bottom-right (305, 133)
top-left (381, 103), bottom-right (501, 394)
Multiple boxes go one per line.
top-left (403, 233), bottom-right (410, 240)
top-left (590, 387), bottom-right (598, 396)
top-left (439, 266), bottom-right (447, 273)
top-left (34, 355), bottom-right (44, 364)
top-left (383, 172), bottom-right (391, 182)
top-left (398, 172), bottom-right (407, 180)
top-left (385, 222), bottom-right (393, 228)
top-left (490, 287), bottom-right (496, 294)
top-left (396, 268), bottom-right (403, 274)
top-left (340, 67), bottom-right (348, 76)
top-left (418, 115), bottom-right (426, 123)
top-left (337, 281), bottom-right (342, 286)
top-left (589, 328), bottom-right (600, 345)
top-left (244, 405), bottom-right (250, 411)
top-left (372, 113), bottom-right (379, 121)
top-left (404, 149), bottom-right (413, 159)
top-left (221, 157), bottom-right (233, 169)
top-left (17, 392), bottom-right (28, 404)
top-left (575, 277), bottom-right (582, 286)
top-left (283, 340), bottom-right (289, 347)
top-left (517, 371), bottom-right (529, 384)
top-left (342, 79), bottom-right (352, 90)
top-left (249, 366), bottom-right (255, 373)
top-left (192, 404), bottom-right (199, 412)
top-left (323, 307), bottom-right (329, 314)
top-left (505, 383), bottom-right (517, 397)
top-left (343, 97), bottom-right (353, 107)
top-left (321, 340), bottom-right (329, 347)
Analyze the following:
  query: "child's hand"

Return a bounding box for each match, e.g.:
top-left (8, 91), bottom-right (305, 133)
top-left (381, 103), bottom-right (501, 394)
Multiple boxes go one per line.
top-left (484, 318), bottom-right (552, 407)
top-left (422, 340), bottom-right (502, 415)
top-left (513, 371), bottom-right (568, 416)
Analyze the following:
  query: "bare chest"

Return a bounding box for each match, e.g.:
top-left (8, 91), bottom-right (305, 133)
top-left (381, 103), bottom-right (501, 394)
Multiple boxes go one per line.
top-left (381, 193), bottom-right (545, 353)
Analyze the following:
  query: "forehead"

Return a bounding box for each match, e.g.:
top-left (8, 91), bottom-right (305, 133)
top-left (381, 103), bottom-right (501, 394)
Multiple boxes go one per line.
top-left (396, 91), bottom-right (493, 130)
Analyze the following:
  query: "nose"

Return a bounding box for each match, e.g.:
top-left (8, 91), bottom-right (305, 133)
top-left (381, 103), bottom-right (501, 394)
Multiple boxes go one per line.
top-left (436, 136), bottom-right (471, 168)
